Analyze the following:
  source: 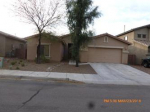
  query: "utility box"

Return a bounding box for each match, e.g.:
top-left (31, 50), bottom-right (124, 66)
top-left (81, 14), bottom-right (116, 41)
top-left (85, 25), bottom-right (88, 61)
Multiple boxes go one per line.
top-left (0, 57), bottom-right (4, 68)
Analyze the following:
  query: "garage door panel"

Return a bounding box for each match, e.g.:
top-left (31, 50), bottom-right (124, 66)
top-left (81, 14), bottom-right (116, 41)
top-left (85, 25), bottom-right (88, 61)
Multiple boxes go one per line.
top-left (88, 48), bottom-right (122, 63)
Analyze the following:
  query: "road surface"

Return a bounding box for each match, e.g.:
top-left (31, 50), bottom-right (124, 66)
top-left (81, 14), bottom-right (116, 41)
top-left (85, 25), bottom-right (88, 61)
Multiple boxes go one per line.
top-left (0, 79), bottom-right (149, 112)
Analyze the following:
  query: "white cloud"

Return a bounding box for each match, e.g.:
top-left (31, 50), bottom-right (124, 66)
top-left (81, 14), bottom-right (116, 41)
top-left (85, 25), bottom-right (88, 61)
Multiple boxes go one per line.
top-left (93, 0), bottom-right (150, 35)
top-left (0, 0), bottom-right (150, 37)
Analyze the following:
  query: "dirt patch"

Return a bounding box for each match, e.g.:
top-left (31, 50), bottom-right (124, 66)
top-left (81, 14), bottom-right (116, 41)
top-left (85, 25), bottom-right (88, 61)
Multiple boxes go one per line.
top-left (2, 58), bottom-right (59, 72)
top-left (51, 63), bottom-right (97, 74)
top-left (1, 58), bottom-right (96, 74)
top-left (131, 65), bottom-right (150, 75)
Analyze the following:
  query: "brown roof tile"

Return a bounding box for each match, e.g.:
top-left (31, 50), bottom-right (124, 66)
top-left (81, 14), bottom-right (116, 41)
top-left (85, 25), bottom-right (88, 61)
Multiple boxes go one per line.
top-left (134, 40), bottom-right (150, 46)
top-left (94, 33), bottom-right (131, 45)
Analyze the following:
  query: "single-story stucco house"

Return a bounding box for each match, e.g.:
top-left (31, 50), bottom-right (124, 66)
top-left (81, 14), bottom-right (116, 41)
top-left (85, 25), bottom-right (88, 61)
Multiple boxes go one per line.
top-left (24, 34), bottom-right (64, 62)
top-left (25, 33), bottom-right (131, 64)
top-left (0, 31), bottom-right (26, 58)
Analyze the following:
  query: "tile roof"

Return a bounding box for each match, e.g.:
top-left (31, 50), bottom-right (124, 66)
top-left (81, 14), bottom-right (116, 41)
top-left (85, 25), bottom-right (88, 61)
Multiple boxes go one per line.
top-left (0, 31), bottom-right (26, 42)
top-left (94, 33), bottom-right (131, 45)
top-left (134, 40), bottom-right (150, 46)
top-left (116, 24), bottom-right (150, 37)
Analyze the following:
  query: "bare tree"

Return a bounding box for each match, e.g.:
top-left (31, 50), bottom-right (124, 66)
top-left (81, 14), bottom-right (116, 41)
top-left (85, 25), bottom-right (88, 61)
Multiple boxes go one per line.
top-left (14, 0), bottom-right (65, 63)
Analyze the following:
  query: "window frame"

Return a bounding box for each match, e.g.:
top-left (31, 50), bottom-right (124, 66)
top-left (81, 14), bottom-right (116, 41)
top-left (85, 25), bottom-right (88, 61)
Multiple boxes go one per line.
top-left (137, 34), bottom-right (141, 38)
top-left (38, 43), bottom-right (51, 57)
top-left (104, 37), bottom-right (108, 42)
top-left (124, 36), bottom-right (128, 41)
top-left (142, 34), bottom-right (146, 38)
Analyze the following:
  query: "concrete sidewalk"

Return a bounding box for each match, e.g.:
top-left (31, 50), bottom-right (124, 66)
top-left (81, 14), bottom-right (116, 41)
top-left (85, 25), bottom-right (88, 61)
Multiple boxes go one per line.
top-left (0, 69), bottom-right (99, 83)
top-left (1, 68), bottom-right (150, 86)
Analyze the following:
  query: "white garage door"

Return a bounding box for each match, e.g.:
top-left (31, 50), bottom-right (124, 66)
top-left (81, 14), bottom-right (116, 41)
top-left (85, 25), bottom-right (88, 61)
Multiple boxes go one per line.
top-left (88, 48), bottom-right (122, 63)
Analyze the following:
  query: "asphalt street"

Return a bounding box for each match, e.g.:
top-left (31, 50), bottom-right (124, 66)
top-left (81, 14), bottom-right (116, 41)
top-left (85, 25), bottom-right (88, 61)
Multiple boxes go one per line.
top-left (0, 79), bottom-right (150, 112)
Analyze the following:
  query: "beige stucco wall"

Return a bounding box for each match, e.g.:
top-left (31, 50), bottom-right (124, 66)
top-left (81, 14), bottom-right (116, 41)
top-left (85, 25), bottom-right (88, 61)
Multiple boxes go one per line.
top-left (80, 36), bottom-right (130, 64)
top-left (118, 29), bottom-right (149, 65)
top-left (131, 42), bottom-right (148, 64)
top-left (62, 35), bottom-right (130, 64)
top-left (133, 28), bottom-right (149, 64)
top-left (118, 31), bottom-right (134, 44)
top-left (5, 37), bottom-right (25, 54)
top-left (26, 37), bottom-right (63, 62)
top-left (134, 28), bottom-right (149, 41)
top-left (80, 51), bottom-right (88, 62)
top-left (26, 37), bottom-right (38, 61)
top-left (0, 35), bottom-right (6, 56)
top-left (122, 52), bottom-right (128, 64)
top-left (89, 36), bottom-right (129, 50)
top-left (0, 35), bottom-right (26, 57)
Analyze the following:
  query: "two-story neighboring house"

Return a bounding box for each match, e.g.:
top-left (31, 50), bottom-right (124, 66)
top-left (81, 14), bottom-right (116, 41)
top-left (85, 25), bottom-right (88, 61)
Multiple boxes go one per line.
top-left (117, 24), bottom-right (150, 64)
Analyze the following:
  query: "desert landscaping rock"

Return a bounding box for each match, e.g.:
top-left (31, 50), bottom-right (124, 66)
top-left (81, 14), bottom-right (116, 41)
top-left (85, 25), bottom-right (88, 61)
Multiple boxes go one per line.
top-left (2, 58), bottom-right (96, 74)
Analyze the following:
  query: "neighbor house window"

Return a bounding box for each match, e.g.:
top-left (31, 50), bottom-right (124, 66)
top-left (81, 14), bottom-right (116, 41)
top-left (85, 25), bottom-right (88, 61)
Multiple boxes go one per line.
top-left (124, 36), bottom-right (128, 41)
top-left (104, 37), bottom-right (108, 42)
top-left (137, 34), bottom-right (141, 38)
top-left (142, 34), bottom-right (146, 38)
top-left (40, 45), bottom-right (50, 57)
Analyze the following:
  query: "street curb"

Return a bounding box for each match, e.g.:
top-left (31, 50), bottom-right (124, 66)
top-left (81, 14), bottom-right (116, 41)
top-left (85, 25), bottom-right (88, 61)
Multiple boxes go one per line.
top-left (0, 75), bottom-right (83, 83)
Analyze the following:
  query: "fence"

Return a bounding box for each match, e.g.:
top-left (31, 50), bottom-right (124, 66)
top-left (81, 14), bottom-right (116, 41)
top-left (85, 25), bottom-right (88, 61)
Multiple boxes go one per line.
top-left (128, 54), bottom-right (136, 65)
top-left (16, 48), bottom-right (27, 59)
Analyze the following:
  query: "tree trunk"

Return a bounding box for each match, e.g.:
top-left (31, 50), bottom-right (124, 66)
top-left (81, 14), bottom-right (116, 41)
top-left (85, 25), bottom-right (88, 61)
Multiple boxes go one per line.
top-left (76, 60), bottom-right (79, 67)
top-left (75, 27), bottom-right (80, 67)
top-left (75, 44), bottom-right (79, 67)
top-left (36, 32), bottom-right (42, 64)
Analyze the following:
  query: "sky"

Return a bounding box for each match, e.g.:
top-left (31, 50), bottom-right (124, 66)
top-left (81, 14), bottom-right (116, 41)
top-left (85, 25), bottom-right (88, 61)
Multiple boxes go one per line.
top-left (0, 0), bottom-right (150, 38)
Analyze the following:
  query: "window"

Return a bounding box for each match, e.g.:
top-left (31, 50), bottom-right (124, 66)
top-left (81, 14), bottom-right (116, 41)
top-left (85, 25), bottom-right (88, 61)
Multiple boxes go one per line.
top-left (124, 36), bottom-right (128, 41)
top-left (104, 37), bottom-right (108, 42)
top-left (142, 34), bottom-right (146, 38)
top-left (137, 34), bottom-right (141, 38)
top-left (40, 45), bottom-right (50, 57)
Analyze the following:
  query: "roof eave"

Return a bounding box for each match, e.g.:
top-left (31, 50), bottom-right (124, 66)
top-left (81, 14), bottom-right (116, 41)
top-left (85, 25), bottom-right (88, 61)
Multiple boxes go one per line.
top-left (94, 33), bottom-right (132, 45)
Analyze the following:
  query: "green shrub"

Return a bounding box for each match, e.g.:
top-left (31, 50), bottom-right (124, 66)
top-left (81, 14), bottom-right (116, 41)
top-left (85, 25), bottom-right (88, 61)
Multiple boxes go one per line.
top-left (35, 55), bottom-right (50, 63)
top-left (40, 55), bottom-right (50, 63)
top-left (21, 63), bottom-right (25, 67)
top-left (20, 60), bottom-right (23, 63)
top-left (16, 66), bottom-right (20, 70)
top-left (11, 61), bottom-right (16, 65)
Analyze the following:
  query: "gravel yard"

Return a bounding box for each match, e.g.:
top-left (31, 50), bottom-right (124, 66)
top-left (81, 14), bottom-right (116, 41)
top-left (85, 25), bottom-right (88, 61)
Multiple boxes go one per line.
top-left (1, 58), bottom-right (96, 74)
top-left (131, 65), bottom-right (150, 75)
top-left (51, 63), bottom-right (97, 74)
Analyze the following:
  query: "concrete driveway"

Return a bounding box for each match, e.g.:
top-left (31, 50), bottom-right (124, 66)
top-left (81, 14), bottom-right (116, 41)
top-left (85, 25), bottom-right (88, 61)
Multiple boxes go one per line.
top-left (90, 63), bottom-right (150, 85)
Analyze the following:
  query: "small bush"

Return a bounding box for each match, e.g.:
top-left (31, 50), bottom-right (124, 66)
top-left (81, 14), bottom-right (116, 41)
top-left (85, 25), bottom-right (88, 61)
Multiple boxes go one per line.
top-left (35, 55), bottom-right (50, 63)
top-left (40, 55), bottom-right (50, 63)
top-left (20, 60), bottom-right (22, 62)
top-left (11, 61), bottom-right (16, 65)
top-left (16, 66), bottom-right (20, 70)
top-left (21, 63), bottom-right (25, 67)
